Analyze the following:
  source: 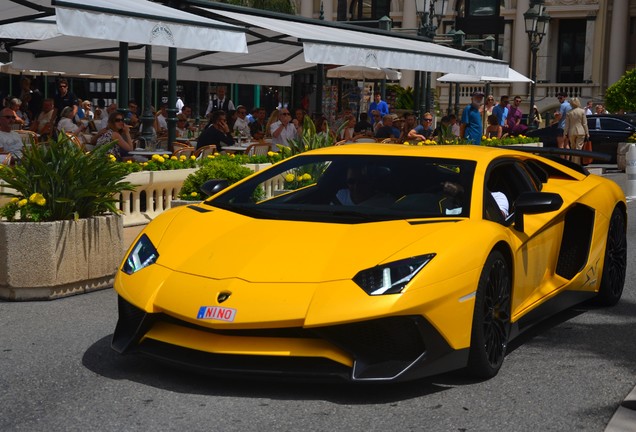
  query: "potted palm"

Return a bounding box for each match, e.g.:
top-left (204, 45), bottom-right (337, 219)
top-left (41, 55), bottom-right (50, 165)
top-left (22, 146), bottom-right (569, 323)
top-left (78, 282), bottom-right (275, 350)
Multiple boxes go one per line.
top-left (0, 134), bottom-right (134, 301)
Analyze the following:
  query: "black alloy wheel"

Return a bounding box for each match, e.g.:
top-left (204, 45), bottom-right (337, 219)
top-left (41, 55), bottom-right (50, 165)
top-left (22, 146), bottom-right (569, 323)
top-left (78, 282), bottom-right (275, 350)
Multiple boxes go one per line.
top-left (467, 250), bottom-right (512, 379)
top-left (595, 207), bottom-right (627, 306)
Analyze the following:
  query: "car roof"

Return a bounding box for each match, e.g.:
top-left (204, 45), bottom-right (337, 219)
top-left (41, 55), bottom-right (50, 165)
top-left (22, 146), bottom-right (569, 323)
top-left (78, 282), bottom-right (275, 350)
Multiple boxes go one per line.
top-left (587, 114), bottom-right (636, 125)
top-left (305, 143), bottom-right (526, 162)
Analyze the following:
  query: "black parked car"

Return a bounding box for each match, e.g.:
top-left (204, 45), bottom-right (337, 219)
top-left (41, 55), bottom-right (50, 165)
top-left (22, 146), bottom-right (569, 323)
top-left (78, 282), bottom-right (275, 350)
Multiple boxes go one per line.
top-left (527, 114), bottom-right (636, 163)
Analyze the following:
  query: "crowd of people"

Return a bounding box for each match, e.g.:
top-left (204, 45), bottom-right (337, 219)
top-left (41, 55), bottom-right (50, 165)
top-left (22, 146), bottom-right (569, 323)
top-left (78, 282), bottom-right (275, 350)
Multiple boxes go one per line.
top-left (1, 77), bottom-right (621, 164)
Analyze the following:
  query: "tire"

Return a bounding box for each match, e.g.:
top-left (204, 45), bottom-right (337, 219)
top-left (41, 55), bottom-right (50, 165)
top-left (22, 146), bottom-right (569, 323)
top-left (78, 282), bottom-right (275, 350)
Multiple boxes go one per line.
top-left (594, 207), bottom-right (627, 306)
top-left (466, 250), bottom-right (512, 379)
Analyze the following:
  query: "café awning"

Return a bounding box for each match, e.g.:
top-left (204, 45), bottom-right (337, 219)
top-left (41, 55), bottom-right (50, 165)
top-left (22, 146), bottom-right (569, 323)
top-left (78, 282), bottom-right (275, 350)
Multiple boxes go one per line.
top-left (52, 0), bottom-right (247, 53)
top-left (189, 2), bottom-right (509, 77)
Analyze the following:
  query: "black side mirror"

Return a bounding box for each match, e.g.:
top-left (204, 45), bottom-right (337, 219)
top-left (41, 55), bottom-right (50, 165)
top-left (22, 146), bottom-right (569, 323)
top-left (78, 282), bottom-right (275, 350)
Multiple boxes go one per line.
top-left (200, 179), bottom-right (229, 198)
top-left (514, 192), bottom-right (563, 232)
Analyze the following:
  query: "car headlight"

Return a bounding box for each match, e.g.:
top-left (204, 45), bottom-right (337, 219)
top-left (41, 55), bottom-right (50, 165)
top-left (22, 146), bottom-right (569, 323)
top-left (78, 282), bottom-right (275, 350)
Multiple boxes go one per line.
top-left (122, 234), bottom-right (159, 275)
top-left (353, 254), bottom-right (435, 295)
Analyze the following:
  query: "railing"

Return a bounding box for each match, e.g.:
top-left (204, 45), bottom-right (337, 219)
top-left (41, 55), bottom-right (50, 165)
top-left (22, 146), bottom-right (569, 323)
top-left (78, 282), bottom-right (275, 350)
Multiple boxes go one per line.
top-left (118, 163), bottom-right (275, 227)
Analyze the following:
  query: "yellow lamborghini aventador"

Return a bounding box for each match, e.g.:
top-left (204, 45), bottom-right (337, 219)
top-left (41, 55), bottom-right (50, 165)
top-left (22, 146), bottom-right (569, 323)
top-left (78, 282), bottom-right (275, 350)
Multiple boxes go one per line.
top-left (112, 144), bottom-right (626, 382)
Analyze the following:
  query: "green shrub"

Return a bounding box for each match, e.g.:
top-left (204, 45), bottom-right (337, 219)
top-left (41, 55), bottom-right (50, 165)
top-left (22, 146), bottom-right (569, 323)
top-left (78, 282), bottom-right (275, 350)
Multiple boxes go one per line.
top-left (179, 159), bottom-right (254, 201)
top-left (0, 134), bottom-right (134, 222)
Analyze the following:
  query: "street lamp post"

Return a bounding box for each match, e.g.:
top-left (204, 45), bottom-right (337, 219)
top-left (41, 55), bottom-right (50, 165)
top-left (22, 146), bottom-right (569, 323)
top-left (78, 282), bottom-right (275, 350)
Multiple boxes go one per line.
top-left (524, 0), bottom-right (550, 130)
top-left (415, 0), bottom-right (447, 115)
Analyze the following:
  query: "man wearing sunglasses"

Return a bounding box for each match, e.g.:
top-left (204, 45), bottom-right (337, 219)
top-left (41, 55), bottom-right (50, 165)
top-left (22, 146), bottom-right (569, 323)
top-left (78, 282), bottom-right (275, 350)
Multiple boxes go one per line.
top-left (53, 78), bottom-right (78, 122)
top-left (270, 109), bottom-right (298, 149)
top-left (408, 112), bottom-right (435, 142)
top-left (0, 108), bottom-right (24, 159)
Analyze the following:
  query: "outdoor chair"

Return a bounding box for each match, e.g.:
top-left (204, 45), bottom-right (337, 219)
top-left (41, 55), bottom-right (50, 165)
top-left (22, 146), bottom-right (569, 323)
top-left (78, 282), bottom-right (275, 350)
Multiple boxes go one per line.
top-left (172, 141), bottom-right (194, 152)
top-left (172, 147), bottom-right (195, 158)
top-left (0, 152), bottom-right (12, 166)
top-left (244, 143), bottom-right (269, 157)
top-left (194, 145), bottom-right (217, 159)
top-left (65, 133), bottom-right (84, 151)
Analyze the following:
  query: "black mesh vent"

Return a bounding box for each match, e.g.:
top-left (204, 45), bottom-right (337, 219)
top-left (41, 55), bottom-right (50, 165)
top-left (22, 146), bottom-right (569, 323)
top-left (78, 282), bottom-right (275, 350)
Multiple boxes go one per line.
top-left (556, 205), bottom-right (594, 279)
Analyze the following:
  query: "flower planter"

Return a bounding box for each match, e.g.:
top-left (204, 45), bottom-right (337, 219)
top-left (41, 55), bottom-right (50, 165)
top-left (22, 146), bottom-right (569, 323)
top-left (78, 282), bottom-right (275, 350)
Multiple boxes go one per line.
top-left (0, 214), bottom-right (124, 301)
top-left (617, 142), bottom-right (631, 172)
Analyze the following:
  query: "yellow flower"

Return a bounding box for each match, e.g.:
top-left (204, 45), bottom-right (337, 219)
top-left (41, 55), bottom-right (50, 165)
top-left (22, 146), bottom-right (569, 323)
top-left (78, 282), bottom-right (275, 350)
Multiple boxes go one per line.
top-left (9, 197), bottom-right (19, 204)
top-left (163, 154), bottom-right (170, 158)
top-left (403, 142), bottom-right (409, 145)
top-left (171, 156), bottom-right (178, 161)
top-left (296, 175), bottom-right (303, 182)
top-left (191, 155), bottom-right (197, 160)
top-left (207, 154), bottom-right (215, 159)
top-left (152, 154), bottom-right (160, 161)
top-left (229, 153), bottom-right (235, 158)
top-left (267, 151), bottom-right (275, 157)
top-left (108, 154), bottom-right (117, 162)
top-left (284, 173), bottom-right (295, 182)
top-left (157, 156), bottom-right (165, 163)
top-left (190, 192), bottom-right (198, 197)
top-left (486, 138), bottom-right (492, 142)
top-left (180, 155), bottom-right (186, 161)
top-left (302, 173), bottom-right (312, 181)
top-left (18, 199), bottom-right (27, 208)
top-left (482, 135), bottom-right (487, 140)
top-left (126, 160), bottom-right (132, 164)
top-left (29, 192), bottom-right (45, 205)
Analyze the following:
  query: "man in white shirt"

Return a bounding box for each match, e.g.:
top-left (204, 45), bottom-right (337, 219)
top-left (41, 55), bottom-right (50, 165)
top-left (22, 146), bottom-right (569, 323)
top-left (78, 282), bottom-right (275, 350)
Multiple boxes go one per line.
top-left (232, 105), bottom-right (251, 137)
top-left (155, 104), bottom-right (168, 133)
top-left (270, 109), bottom-right (297, 149)
top-left (30, 98), bottom-right (55, 136)
top-left (0, 108), bottom-right (25, 158)
top-left (205, 86), bottom-right (235, 118)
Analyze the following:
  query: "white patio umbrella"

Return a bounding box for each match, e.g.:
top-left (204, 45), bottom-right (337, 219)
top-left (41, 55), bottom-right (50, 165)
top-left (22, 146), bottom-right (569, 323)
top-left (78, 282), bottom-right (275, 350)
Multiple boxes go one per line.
top-left (326, 65), bottom-right (402, 81)
top-left (436, 67), bottom-right (533, 83)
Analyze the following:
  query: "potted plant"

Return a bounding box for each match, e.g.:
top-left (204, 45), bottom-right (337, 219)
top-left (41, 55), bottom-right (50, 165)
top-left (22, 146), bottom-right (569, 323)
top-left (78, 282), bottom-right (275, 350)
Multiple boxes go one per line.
top-left (0, 134), bottom-right (134, 301)
top-left (177, 157), bottom-right (255, 202)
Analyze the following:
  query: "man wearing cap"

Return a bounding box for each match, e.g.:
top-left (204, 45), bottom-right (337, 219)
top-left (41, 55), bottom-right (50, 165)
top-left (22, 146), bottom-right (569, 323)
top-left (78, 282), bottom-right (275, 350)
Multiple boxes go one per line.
top-left (461, 92), bottom-right (485, 145)
top-left (374, 114), bottom-right (400, 139)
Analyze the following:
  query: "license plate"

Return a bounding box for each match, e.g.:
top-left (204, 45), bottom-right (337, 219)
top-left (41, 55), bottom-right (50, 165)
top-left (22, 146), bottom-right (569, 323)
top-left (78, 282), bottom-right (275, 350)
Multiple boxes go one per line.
top-left (197, 306), bottom-right (237, 322)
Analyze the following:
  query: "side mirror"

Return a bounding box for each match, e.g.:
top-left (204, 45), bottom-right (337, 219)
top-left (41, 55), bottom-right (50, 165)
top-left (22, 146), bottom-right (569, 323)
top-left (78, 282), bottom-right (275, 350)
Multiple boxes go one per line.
top-left (514, 192), bottom-right (563, 232)
top-left (200, 179), bottom-right (229, 198)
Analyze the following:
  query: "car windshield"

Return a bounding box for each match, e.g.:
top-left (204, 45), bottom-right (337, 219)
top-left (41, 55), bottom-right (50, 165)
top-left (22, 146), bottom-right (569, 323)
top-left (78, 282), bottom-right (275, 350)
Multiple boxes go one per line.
top-left (207, 155), bottom-right (476, 223)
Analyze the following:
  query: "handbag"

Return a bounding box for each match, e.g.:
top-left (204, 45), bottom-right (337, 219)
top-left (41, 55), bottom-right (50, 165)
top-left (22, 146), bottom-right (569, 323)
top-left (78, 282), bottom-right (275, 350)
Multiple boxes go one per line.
top-left (582, 138), bottom-right (593, 165)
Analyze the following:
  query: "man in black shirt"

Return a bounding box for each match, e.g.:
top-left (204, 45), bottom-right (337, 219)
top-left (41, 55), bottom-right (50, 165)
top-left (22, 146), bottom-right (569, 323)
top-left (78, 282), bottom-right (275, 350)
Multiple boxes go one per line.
top-left (53, 78), bottom-right (78, 120)
top-left (197, 110), bottom-right (235, 151)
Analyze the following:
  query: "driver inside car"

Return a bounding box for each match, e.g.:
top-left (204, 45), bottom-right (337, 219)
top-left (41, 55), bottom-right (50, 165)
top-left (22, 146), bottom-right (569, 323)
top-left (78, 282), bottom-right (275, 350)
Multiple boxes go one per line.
top-left (335, 165), bottom-right (394, 206)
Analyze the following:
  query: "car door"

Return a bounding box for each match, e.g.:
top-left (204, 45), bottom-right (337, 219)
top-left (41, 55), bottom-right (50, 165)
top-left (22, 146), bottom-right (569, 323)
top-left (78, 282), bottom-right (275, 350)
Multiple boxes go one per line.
top-left (484, 159), bottom-right (565, 320)
top-left (589, 117), bottom-right (635, 160)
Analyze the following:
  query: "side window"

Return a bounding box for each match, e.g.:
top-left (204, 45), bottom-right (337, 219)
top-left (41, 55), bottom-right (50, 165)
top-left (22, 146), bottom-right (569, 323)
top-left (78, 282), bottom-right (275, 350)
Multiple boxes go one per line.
top-left (587, 118), bottom-right (598, 130)
top-left (601, 118), bottom-right (631, 131)
top-left (484, 161), bottom-right (538, 223)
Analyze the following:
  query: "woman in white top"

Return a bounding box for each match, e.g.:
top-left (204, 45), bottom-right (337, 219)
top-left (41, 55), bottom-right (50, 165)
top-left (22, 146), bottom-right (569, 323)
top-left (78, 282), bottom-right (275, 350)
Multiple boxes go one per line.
top-left (57, 106), bottom-right (87, 135)
top-left (339, 114), bottom-right (365, 142)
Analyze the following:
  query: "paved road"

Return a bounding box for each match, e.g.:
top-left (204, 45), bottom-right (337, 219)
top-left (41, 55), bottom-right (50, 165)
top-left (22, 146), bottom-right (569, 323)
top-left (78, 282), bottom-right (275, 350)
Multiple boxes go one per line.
top-left (1, 172), bottom-right (634, 432)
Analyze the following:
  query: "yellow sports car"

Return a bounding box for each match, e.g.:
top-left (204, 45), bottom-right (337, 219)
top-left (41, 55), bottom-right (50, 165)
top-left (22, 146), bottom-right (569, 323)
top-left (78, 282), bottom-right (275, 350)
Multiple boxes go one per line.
top-left (112, 144), bottom-right (626, 382)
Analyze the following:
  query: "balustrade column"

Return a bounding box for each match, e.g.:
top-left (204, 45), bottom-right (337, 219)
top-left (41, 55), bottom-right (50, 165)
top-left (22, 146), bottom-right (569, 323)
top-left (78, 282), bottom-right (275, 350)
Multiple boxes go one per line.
top-left (607, 1), bottom-right (629, 86)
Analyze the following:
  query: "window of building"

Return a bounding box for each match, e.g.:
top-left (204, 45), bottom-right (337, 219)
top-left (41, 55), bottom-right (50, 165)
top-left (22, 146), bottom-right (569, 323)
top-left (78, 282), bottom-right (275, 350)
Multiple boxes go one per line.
top-left (348, 0), bottom-right (391, 21)
top-left (557, 19), bottom-right (586, 83)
